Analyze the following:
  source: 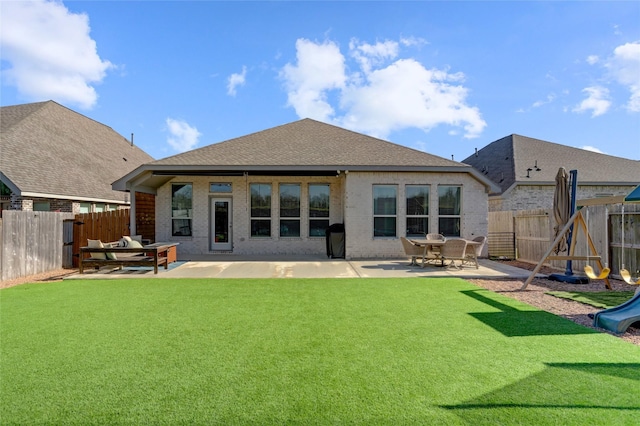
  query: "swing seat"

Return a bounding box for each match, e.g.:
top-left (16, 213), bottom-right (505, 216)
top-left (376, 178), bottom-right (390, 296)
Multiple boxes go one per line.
top-left (620, 269), bottom-right (640, 285)
top-left (584, 265), bottom-right (610, 280)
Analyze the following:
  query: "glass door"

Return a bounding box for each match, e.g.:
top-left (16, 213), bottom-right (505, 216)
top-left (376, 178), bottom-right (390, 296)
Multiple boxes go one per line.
top-left (210, 198), bottom-right (232, 251)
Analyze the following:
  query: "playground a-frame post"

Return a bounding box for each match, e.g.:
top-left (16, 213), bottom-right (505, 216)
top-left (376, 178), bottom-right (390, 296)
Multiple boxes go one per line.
top-left (520, 185), bottom-right (640, 291)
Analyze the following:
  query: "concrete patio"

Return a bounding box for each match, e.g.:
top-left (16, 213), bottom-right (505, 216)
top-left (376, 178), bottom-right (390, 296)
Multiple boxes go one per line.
top-left (67, 255), bottom-right (539, 281)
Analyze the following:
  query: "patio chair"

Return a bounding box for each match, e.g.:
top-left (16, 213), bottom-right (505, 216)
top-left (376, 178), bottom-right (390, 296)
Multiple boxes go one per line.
top-left (400, 237), bottom-right (424, 267)
top-left (463, 236), bottom-right (486, 269)
top-left (440, 239), bottom-right (468, 269)
top-left (425, 233), bottom-right (446, 259)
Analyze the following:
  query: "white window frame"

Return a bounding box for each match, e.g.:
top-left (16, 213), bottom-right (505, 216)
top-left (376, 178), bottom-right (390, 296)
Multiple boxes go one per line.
top-left (406, 185), bottom-right (430, 238)
top-left (438, 185), bottom-right (461, 237)
top-left (373, 184), bottom-right (397, 238)
top-left (171, 183), bottom-right (193, 237)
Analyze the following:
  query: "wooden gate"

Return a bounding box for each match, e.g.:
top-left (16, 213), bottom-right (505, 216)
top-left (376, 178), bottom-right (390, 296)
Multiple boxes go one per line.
top-left (72, 210), bottom-right (130, 267)
top-left (488, 210), bottom-right (516, 259)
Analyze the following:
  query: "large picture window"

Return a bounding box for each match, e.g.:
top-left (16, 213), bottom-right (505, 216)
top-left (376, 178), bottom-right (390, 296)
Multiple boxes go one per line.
top-left (309, 184), bottom-right (330, 237)
top-left (250, 183), bottom-right (272, 237)
top-left (438, 185), bottom-right (461, 237)
top-left (406, 185), bottom-right (429, 237)
top-left (172, 183), bottom-right (193, 236)
top-left (373, 185), bottom-right (397, 237)
top-left (280, 184), bottom-right (301, 237)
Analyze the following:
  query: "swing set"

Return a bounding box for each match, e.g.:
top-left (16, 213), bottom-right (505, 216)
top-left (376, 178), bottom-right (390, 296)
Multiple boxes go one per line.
top-left (521, 192), bottom-right (640, 290)
top-left (619, 204), bottom-right (640, 285)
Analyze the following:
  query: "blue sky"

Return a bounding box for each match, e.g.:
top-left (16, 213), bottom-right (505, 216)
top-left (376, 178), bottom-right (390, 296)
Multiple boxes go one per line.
top-left (1, 1), bottom-right (639, 162)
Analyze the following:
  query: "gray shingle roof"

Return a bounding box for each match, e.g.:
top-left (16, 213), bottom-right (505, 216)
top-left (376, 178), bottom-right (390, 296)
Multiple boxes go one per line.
top-left (1, 100), bottom-right (154, 203)
top-left (152, 118), bottom-right (463, 168)
top-left (114, 118), bottom-right (501, 193)
top-left (462, 134), bottom-right (640, 194)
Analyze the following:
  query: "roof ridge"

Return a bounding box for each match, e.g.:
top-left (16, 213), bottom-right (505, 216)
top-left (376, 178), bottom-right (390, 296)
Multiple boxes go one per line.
top-left (153, 117), bottom-right (464, 167)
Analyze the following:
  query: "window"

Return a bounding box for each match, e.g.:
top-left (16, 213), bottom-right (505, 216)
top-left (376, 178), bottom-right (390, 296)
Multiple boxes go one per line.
top-left (309, 184), bottom-right (330, 237)
top-left (33, 201), bottom-right (50, 212)
top-left (280, 184), bottom-right (300, 237)
top-left (94, 204), bottom-right (105, 213)
top-left (79, 203), bottom-right (91, 214)
top-left (438, 185), bottom-right (461, 237)
top-left (373, 185), bottom-right (397, 237)
top-left (250, 183), bottom-right (271, 237)
top-left (172, 183), bottom-right (193, 236)
top-left (406, 185), bottom-right (429, 237)
top-left (210, 183), bottom-right (232, 193)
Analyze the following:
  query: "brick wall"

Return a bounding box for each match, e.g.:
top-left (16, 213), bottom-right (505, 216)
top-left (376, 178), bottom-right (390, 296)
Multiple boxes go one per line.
top-left (155, 171), bottom-right (490, 260)
top-left (344, 171), bottom-right (489, 259)
top-left (156, 175), bottom-right (343, 256)
top-left (491, 184), bottom-right (635, 212)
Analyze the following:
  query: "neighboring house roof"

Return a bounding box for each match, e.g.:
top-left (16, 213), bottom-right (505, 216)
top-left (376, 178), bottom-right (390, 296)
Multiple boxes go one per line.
top-left (462, 134), bottom-right (640, 196)
top-left (114, 118), bottom-right (499, 193)
top-left (1, 100), bottom-right (154, 204)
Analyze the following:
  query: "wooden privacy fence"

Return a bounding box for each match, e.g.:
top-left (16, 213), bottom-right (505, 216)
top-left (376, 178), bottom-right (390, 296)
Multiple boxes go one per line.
top-left (72, 209), bottom-right (130, 267)
top-left (487, 210), bottom-right (516, 259)
top-left (0, 211), bottom-right (74, 282)
top-left (489, 204), bottom-right (640, 277)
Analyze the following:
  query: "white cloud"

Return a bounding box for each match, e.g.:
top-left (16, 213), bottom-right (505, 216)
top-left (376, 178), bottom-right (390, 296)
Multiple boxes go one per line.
top-left (280, 39), bottom-right (347, 121)
top-left (586, 55), bottom-right (599, 65)
top-left (349, 39), bottom-right (399, 74)
top-left (573, 86), bottom-right (611, 117)
top-left (532, 93), bottom-right (557, 108)
top-left (400, 36), bottom-right (428, 48)
top-left (0, 0), bottom-right (113, 109)
top-left (606, 41), bottom-right (640, 112)
top-left (581, 145), bottom-right (605, 154)
top-left (280, 38), bottom-right (486, 140)
top-left (166, 118), bottom-right (201, 153)
top-left (227, 66), bottom-right (247, 96)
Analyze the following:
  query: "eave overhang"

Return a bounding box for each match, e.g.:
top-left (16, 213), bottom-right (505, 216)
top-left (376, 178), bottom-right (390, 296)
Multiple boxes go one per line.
top-left (113, 164), bottom-right (501, 194)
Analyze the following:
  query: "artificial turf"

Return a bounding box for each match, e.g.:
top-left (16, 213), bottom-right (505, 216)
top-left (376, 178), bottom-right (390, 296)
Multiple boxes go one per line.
top-left (1, 278), bottom-right (638, 425)
top-left (546, 290), bottom-right (636, 309)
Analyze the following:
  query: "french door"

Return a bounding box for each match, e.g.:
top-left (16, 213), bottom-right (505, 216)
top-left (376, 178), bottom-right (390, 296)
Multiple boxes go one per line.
top-left (210, 198), bottom-right (232, 251)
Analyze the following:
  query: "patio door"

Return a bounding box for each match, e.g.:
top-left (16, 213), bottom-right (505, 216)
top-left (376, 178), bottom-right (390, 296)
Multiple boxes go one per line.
top-left (210, 198), bottom-right (232, 251)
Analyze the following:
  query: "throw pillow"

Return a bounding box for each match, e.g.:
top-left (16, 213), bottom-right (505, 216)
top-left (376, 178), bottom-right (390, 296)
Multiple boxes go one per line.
top-left (106, 251), bottom-right (117, 260)
top-left (127, 239), bottom-right (144, 249)
top-left (87, 239), bottom-right (106, 260)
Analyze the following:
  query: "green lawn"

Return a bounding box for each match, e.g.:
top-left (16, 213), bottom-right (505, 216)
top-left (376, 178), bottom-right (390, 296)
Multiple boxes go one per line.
top-left (546, 290), bottom-right (636, 308)
top-left (1, 278), bottom-right (639, 425)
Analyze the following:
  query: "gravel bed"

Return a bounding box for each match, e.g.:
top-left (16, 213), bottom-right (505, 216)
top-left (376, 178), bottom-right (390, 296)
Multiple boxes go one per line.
top-left (469, 261), bottom-right (640, 346)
